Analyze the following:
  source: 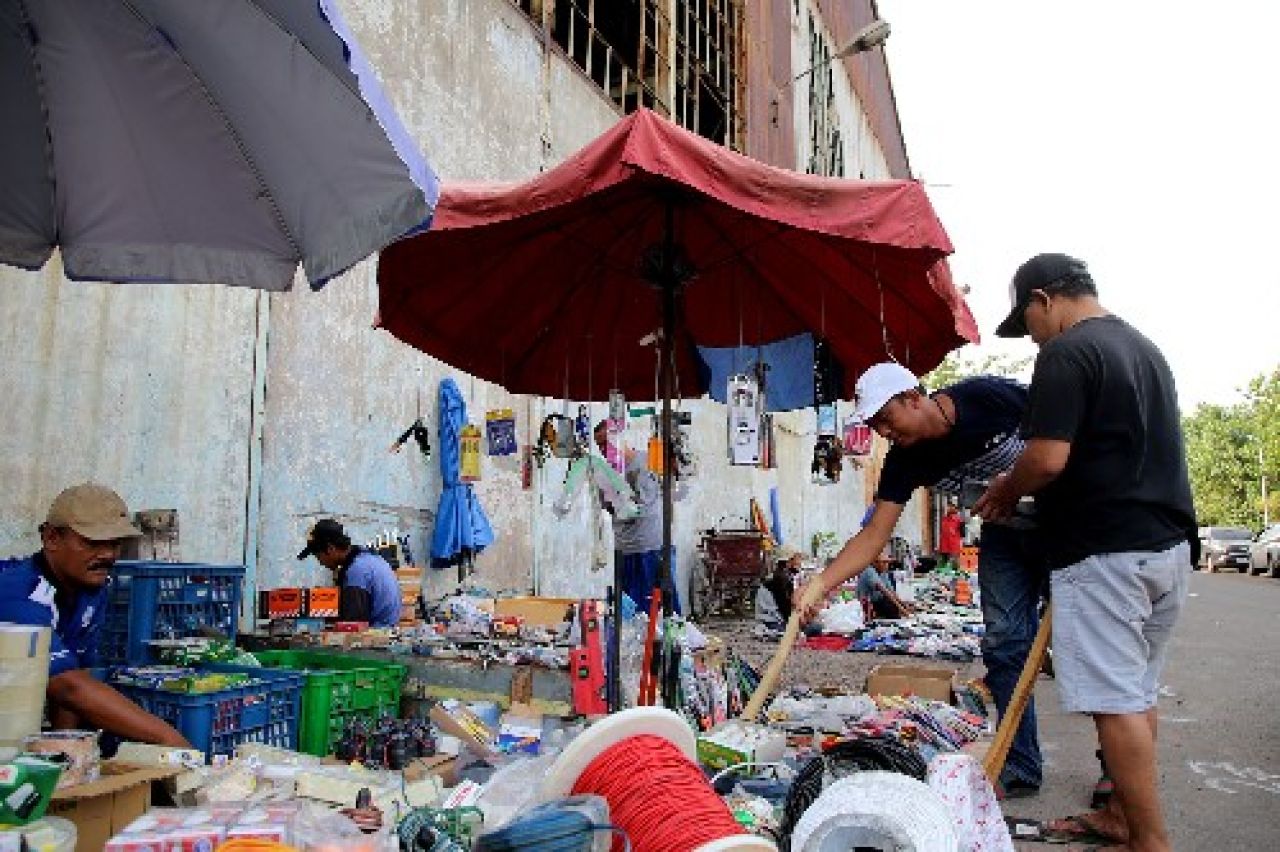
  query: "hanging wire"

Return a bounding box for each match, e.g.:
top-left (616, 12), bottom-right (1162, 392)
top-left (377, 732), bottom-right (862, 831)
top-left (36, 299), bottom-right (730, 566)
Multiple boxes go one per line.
top-left (872, 248), bottom-right (898, 364)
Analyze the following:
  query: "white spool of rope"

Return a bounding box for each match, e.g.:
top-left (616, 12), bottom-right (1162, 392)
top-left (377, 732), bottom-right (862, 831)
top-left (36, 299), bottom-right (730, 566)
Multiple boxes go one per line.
top-left (790, 771), bottom-right (959, 852)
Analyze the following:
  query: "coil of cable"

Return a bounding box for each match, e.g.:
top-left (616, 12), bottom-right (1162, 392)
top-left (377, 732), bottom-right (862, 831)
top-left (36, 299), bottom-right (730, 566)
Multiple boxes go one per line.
top-left (472, 797), bottom-right (625, 852)
top-left (779, 734), bottom-right (929, 848)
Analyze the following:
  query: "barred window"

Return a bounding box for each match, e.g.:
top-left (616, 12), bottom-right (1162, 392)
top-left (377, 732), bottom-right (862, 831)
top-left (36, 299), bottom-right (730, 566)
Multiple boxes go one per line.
top-left (514, 0), bottom-right (745, 151)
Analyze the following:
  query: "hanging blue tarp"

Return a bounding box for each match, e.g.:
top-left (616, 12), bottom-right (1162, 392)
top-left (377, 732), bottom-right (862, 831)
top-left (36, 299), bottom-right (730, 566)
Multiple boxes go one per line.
top-left (697, 333), bottom-right (842, 412)
top-left (431, 378), bottom-right (495, 569)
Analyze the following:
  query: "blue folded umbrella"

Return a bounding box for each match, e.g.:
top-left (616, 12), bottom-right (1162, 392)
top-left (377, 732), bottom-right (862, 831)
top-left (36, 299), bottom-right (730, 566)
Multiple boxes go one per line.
top-left (431, 378), bottom-right (495, 569)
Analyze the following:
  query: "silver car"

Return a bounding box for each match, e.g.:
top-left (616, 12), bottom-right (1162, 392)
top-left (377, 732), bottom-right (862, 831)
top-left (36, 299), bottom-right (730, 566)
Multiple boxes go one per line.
top-left (1200, 526), bottom-right (1254, 573)
top-left (1248, 523), bottom-right (1280, 577)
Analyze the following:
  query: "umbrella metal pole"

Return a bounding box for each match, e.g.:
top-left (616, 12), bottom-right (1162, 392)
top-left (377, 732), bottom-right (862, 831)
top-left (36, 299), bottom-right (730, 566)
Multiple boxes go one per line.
top-left (658, 204), bottom-right (678, 710)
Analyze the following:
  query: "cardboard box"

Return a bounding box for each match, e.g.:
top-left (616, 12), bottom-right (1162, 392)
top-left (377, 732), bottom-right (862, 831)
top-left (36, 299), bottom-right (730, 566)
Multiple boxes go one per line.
top-left (403, 754), bottom-right (459, 789)
top-left (695, 721), bottom-right (786, 772)
top-left (48, 762), bottom-right (181, 852)
top-left (304, 587), bottom-right (340, 618)
top-left (258, 588), bottom-right (303, 619)
top-left (493, 597), bottom-right (576, 628)
top-left (864, 664), bottom-right (958, 704)
top-left (0, 756), bottom-right (62, 825)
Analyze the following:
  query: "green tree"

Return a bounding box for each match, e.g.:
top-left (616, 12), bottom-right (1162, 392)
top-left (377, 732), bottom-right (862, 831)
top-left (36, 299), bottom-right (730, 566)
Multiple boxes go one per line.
top-left (922, 350), bottom-right (1033, 391)
top-left (1184, 366), bottom-right (1280, 529)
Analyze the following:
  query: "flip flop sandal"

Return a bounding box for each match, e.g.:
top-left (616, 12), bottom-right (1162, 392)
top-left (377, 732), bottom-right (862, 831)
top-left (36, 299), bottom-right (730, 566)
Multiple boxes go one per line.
top-left (1041, 814), bottom-right (1125, 846)
top-left (1004, 817), bottom-right (1053, 843)
top-left (1091, 775), bottom-right (1115, 810)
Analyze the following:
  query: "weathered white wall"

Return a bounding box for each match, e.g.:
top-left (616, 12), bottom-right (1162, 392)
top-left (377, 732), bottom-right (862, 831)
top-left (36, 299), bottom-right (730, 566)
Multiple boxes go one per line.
top-left (0, 262), bottom-right (259, 563)
top-left (790, 0), bottom-right (894, 180)
top-left (0, 0), bottom-right (920, 607)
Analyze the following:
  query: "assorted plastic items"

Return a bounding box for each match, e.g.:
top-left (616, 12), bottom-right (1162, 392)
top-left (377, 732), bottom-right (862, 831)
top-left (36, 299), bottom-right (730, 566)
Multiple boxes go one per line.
top-left (21, 731), bottom-right (100, 787)
top-left (104, 802), bottom-right (383, 851)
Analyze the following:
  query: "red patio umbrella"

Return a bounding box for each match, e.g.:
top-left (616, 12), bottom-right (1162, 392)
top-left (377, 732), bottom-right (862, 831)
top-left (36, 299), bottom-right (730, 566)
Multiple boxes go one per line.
top-left (377, 107), bottom-right (976, 706)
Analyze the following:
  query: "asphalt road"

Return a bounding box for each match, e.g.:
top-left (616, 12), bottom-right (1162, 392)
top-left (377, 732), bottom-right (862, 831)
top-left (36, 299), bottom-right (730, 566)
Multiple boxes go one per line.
top-left (1005, 569), bottom-right (1280, 850)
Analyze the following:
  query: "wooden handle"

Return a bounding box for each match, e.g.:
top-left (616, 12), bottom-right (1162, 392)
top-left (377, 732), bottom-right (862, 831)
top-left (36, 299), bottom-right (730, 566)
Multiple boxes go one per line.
top-left (983, 606), bottom-right (1053, 783)
top-left (741, 610), bottom-right (803, 720)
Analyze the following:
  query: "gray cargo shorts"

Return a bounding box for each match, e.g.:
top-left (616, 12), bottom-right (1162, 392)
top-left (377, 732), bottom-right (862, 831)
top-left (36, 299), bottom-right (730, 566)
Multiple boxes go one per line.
top-left (1051, 541), bottom-right (1190, 714)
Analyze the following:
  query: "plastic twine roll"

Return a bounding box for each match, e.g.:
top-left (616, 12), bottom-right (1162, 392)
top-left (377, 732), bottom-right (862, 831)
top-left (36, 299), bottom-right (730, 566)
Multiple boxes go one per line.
top-left (571, 734), bottom-right (751, 852)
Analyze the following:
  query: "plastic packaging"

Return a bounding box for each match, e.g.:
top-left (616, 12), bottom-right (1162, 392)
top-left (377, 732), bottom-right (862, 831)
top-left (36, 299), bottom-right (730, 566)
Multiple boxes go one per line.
top-left (475, 751), bottom-right (561, 829)
top-left (0, 816), bottom-right (77, 852)
top-left (22, 730), bottom-right (100, 788)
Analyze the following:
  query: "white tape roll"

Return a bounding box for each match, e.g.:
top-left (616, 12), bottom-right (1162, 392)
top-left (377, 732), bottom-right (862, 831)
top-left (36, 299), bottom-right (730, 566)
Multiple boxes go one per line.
top-left (0, 624), bottom-right (51, 758)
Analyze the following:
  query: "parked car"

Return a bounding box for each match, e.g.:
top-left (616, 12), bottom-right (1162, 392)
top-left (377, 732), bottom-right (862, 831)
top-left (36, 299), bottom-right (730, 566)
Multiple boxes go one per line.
top-left (1200, 526), bottom-right (1254, 572)
top-left (1249, 524), bottom-right (1280, 577)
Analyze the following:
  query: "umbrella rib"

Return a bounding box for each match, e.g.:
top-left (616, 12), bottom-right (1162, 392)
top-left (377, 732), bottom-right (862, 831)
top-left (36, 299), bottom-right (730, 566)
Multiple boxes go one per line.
top-left (12, 0), bottom-right (58, 246)
top-left (119, 0), bottom-right (301, 259)
top-left (504, 200), bottom-right (661, 388)
top-left (387, 186), bottom-right (650, 333)
top-left (703, 208), bottom-right (956, 347)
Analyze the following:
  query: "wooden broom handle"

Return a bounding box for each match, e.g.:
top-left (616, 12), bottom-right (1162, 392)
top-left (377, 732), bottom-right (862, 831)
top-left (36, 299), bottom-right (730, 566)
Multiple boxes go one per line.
top-left (983, 605), bottom-right (1053, 783)
top-left (741, 610), bottom-right (803, 720)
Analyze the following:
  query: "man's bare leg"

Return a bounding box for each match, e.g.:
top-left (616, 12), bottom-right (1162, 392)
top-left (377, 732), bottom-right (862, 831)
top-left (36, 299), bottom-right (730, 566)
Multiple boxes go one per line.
top-left (1095, 709), bottom-right (1169, 852)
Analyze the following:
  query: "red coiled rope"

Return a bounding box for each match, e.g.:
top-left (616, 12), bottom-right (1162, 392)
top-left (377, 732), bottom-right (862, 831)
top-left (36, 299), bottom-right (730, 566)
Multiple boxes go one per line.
top-left (571, 734), bottom-right (746, 851)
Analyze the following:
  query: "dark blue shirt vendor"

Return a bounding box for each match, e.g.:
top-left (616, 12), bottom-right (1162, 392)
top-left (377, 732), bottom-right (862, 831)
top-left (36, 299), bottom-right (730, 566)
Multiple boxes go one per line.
top-left (794, 363), bottom-right (1046, 798)
top-left (0, 485), bottom-right (190, 747)
top-left (297, 519), bottom-right (402, 627)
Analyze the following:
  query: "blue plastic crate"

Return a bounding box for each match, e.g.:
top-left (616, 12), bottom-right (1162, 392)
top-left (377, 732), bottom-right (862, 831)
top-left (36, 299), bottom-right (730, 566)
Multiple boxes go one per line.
top-left (100, 562), bottom-right (245, 665)
top-left (106, 666), bottom-right (302, 759)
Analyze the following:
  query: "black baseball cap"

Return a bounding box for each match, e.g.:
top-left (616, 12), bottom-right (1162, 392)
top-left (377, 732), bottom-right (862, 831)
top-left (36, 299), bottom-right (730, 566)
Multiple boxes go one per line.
top-left (297, 518), bottom-right (347, 559)
top-left (995, 253), bottom-right (1091, 338)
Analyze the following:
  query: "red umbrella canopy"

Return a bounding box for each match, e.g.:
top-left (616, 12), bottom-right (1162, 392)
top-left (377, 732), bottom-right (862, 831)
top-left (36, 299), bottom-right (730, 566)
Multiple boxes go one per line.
top-left (377, 108), bottom-right (977, 401)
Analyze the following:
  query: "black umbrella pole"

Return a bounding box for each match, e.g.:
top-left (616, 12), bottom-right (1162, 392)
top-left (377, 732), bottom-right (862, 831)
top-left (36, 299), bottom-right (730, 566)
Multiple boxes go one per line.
top-left (658, 245), bottom-right (678, 711)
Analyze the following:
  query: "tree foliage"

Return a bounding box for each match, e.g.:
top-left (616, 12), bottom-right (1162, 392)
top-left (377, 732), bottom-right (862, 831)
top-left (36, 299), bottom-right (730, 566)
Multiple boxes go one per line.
top-left (922, 351), bottom-right (1033, 391)
top-left (1184, 366), bottom-right (1279, 529)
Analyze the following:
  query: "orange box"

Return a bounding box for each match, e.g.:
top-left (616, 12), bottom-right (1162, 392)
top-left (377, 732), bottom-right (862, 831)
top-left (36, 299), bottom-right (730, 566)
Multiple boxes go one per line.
top-left (258, 588), bottom-right (302, 619)
top-left (306, 587), bottom-right (340, 618)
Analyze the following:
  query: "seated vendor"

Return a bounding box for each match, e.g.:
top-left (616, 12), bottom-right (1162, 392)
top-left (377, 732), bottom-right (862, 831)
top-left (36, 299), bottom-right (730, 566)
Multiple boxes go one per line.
top-left (0, 484), bottom-right (191, 747)
top-left (756, 546), bottom-right (801, 630)
top-left (858, 556), bottom-right (911, 620)
top-left (297, 519), bottom-right (402, 627)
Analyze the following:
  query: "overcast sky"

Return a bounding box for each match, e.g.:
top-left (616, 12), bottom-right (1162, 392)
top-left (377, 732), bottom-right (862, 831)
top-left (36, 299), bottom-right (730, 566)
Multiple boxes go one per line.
top-left (875, 1), bottom-right (1279, 410)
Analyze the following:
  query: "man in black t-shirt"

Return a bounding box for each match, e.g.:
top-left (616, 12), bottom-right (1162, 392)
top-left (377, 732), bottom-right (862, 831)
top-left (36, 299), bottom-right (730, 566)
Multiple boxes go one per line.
top-left (978, 253), bottom-right (1195, 852)
top-left (795, 361), bottom-right (1047, 797)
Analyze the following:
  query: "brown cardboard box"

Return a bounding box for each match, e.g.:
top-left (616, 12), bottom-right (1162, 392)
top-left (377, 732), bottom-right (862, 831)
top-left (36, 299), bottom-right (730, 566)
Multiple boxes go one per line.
top-left (493, 596), bottom-right (576, 628)
top-left (403, 754), bottom-right (459, 788)
top-left (864, 664), bottom-right (957, 704)
top-left (47, 761), bottom-right (181, 852)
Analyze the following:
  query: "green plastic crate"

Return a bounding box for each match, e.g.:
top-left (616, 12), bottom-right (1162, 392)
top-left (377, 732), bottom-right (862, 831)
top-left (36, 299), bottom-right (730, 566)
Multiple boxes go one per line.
top-left (248, 650), bottom-right (406, 756)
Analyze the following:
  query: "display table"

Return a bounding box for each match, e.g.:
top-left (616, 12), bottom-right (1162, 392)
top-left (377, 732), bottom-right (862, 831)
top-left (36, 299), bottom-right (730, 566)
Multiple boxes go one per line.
top-left (240, 635), bottom-right (574, 716)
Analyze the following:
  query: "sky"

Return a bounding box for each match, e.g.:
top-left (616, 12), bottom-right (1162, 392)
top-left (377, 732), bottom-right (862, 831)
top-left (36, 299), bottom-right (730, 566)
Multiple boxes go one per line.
top-left (875, 1), bottom-right (1279, 410)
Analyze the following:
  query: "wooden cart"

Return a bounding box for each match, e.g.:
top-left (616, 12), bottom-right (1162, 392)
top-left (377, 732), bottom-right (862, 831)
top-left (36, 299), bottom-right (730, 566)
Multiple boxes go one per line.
top-left (690, 529), bottom-right (767, 617)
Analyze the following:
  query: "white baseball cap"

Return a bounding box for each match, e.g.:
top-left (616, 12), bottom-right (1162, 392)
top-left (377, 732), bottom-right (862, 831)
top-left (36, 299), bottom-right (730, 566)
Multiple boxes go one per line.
top-left (852, 362), bottom-right (921, 422)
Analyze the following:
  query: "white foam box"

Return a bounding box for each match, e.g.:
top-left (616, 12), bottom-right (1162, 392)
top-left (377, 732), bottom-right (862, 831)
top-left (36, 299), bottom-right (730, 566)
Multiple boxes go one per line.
top-left (695, 721), bottom-right (786, 772)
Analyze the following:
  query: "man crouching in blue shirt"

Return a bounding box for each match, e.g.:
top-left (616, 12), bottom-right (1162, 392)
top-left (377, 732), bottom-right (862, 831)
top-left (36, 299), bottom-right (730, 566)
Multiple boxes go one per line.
top-left (0, 484), bottom-right (190, 747)
top-left (297, 519), bottom-right (402, 627)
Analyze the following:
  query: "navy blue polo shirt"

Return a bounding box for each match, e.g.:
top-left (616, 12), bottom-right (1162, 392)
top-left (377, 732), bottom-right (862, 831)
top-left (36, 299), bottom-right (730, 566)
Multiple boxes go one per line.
top-left (0, 553), bottom-right (109, 677)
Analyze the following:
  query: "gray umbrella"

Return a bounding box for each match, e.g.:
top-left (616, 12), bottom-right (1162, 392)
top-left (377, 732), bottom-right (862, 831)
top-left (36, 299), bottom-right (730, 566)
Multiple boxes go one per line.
top-left (0, 0), bottom-right (437, 290)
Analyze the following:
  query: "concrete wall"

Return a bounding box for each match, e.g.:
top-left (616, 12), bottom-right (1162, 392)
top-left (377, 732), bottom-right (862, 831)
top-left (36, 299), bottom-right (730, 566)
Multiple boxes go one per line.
top-left (0, 0), bottom-right (924, 609)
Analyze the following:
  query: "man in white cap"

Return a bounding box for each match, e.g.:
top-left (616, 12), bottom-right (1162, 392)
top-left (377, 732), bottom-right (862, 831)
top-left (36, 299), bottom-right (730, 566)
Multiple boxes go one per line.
top-left (977, 253), bottom-right (1196, 852)
top-left (795, 362), bottom-right (1045, 798)
top-left (0, 484), bottom-right (190, 746)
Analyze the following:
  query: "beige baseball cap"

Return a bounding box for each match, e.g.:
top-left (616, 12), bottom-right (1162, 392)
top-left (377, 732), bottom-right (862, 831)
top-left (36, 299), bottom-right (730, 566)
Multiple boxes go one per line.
top-left (45, 484), bottom-right (142, 541)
